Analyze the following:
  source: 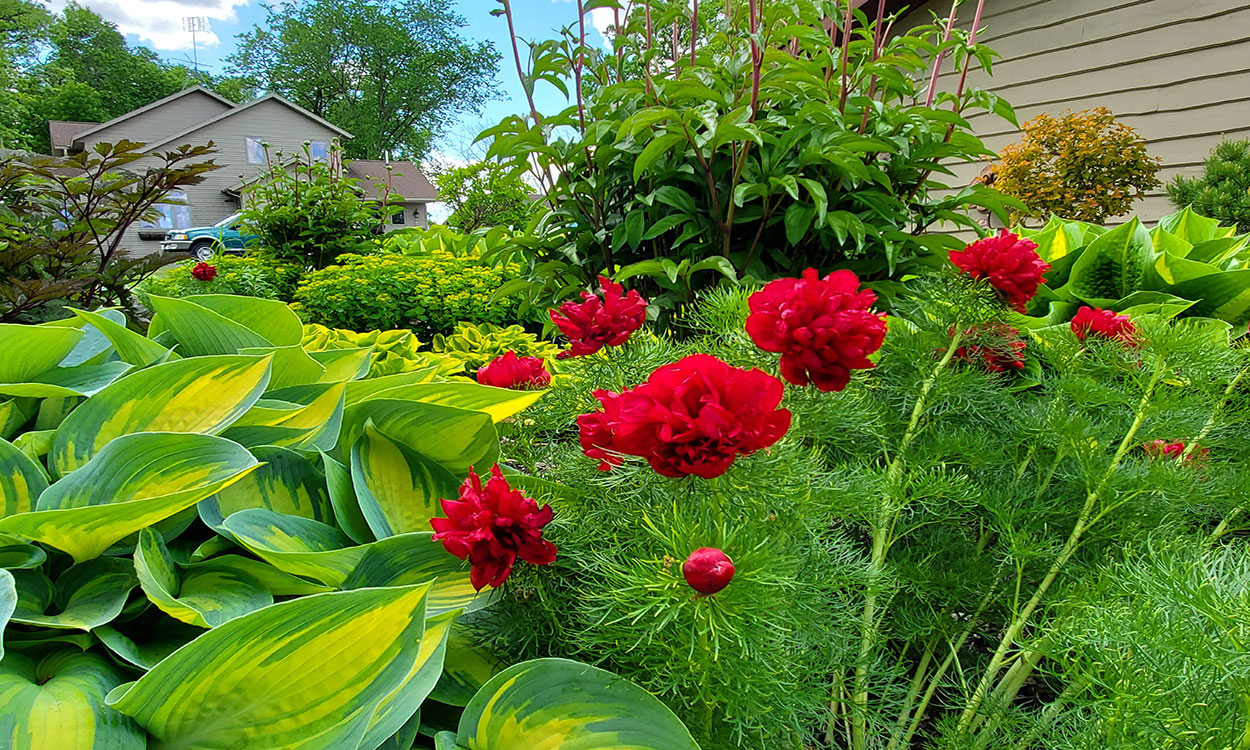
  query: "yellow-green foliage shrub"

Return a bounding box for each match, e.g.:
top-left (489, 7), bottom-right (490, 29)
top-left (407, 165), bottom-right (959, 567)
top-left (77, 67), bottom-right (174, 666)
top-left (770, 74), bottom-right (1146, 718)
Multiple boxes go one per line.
top-left (300, 323), bottom-right (464, 378)
top-left (136, 255), bottom-right (303, 304)
top-left (432, 322), bottom-right (561, 372)
top-left (995, 107), bottom-right (1161, 223)
top-left (291, 251), bottom-right (521, 337)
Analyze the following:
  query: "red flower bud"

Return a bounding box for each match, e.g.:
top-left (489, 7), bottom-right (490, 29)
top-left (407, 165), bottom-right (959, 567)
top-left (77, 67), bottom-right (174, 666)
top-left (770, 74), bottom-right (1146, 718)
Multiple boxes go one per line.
top-left (682, 547), bottom-right (735, 595)
top-left (952, 323), bottom-right (1027, 373)
top-left (191, 262), bottom-right (218, 282)
top-left (948, 230), bottom-right (1050, 313)
top-left (1071, 306), bottom-right (1136, 345)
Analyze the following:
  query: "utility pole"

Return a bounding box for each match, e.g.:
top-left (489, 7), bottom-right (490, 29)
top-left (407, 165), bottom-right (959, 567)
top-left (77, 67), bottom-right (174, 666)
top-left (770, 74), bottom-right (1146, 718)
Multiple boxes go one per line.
top-left (182, 17), bottom-right (208, 74)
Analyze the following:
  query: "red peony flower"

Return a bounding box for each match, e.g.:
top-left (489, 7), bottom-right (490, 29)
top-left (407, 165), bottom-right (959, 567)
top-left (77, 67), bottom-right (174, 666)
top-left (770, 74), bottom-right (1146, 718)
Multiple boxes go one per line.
top-left (746, 268), bottom-right (887, 392)
top-left (577, 354), bottom-right (791, 479)
top-left (430, 465), bottom-right (557, 590)
top-left (683, 547), bottom-right (735, 595)
top-left (549, 276), bottom-right (647, 359)
top-left (948, 230), bottom-right (1051, 313)
top-left (1143, 439), bottom-right (1209, 463)
top-left (191, 262), bottom-right (218, 282)
top-left (476, 351), bottom-right (551, 390)
top-left (952, 323), bottom-right (1027, 373)
top-left (1071, 306), bottom-right (1136, 345)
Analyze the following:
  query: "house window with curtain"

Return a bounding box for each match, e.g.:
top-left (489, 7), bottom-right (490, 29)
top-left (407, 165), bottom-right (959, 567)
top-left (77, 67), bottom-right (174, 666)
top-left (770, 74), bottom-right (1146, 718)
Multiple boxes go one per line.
top-left (245, 137), bottom-right (266, 165)
top-left (141, 190), bottom-right (192, 230)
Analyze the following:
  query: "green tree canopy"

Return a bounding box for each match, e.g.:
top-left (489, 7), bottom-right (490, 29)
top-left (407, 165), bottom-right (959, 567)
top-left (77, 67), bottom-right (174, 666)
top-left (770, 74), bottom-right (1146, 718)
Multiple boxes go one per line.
top-left (434, 160), bottom-right (532, 232)
top-left (227, 0), bottom-right (499, 160)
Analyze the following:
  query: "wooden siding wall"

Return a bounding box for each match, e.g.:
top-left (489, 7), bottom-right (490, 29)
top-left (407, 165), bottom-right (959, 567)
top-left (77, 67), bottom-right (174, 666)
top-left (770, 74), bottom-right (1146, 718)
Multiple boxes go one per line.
top-left (80, 91), bottom-right (233, 155)
top-left (906, 0), bottom-right (1250, 225)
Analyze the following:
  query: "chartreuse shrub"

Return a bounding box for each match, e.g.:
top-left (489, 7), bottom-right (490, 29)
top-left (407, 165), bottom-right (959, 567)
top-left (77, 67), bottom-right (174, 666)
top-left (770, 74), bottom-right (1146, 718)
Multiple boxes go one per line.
top-left (292, 251), bottom-right (522, 338)
top-left (135, 255), bottom-right (304, 304)
top-left (0, 294), bottom-right (700, 749)
top-left (301, 323), bottom-right (465, 379)
top-left (1017, 206), bottom-right (1250, 327)
top-left (432, 322), bottom-right (561, 374)
top-left (486, 264), bottom-right (1250, 750)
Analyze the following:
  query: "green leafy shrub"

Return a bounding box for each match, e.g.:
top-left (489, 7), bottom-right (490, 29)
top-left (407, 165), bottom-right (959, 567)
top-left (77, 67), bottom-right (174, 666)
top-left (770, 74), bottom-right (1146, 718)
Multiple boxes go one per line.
top-left (432, 322), bottom-right (561, 373)
top-left (485, 0), bottom-right (1021, 314)
top-left (135, 255), bottom-right (303, 305)
top-left (292, 251), bottom-right (522, 338)
top-left (300, 322), bottom-right (465, 378)
top-left (996, 107), bottom-right (1162, 223)
top-left (0, 294), bottom-right (698, 749)
top-left (1017, 206), bottom-right (1250, 327)
top-left (1167, 138), bottom-right (1250, 232)
top-left (239, 142), bottom-right (398, 269)
top-left (434, 160), bottom-right (534, 232)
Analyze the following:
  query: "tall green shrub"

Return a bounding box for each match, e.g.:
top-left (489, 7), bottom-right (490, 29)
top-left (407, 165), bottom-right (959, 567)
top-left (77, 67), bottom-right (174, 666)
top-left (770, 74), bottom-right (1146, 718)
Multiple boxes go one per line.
top-left (1168, 139), bottom-right (1250, 232)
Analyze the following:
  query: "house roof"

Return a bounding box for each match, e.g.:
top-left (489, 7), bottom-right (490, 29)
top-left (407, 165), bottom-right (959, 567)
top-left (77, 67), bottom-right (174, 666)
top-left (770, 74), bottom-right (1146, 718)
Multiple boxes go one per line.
top-left (49, 121), bottom-right (100, 150)
top-left (71, 86), bottom-right (236, 147)
top-left (141, 93), bottom-right (353, 154)
top-left (348, 160), bottom-right (437, 202)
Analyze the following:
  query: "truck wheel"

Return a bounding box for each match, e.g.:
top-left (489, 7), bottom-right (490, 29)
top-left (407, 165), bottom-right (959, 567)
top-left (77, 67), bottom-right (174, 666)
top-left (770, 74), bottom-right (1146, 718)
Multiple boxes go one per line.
top-left (191, 241), bottom-right (216, 261)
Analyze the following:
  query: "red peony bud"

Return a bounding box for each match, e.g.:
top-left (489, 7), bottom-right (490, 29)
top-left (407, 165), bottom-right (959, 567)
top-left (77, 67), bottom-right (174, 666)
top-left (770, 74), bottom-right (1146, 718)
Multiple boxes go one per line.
top-left (1071, 306), bottom-right (1136, 345)
top-left (191, 262), bottom-right (218, 282)
top-left (682, 547), bottom-right (735, 595)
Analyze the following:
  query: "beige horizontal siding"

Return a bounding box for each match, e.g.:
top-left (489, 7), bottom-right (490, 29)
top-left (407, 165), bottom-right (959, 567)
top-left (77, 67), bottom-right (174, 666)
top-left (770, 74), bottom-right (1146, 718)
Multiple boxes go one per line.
top-left (907, 0), bottom-right (1250, 228)
top-left (80, 91), bottom-right (233, 153)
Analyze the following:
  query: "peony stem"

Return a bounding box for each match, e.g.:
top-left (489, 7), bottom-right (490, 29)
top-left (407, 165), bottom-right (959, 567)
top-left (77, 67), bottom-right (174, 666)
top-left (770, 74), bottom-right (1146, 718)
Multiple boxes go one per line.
top-left (956, 356), bottom-right (1167, 735)
top-left (848, 325), bottom-right (964, 750)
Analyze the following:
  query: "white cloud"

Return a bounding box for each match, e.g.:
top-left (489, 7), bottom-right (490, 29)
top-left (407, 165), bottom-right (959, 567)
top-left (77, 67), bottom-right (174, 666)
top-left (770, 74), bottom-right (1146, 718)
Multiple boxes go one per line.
top-left (553, 0), bottom-right (616, 48)
top-left (47, 0), bottom-right (247, 52)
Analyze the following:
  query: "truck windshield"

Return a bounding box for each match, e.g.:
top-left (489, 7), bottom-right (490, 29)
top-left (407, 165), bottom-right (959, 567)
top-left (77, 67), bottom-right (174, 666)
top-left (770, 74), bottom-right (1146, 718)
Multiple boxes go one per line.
top-left (214, 213), bottom-right (242, 228)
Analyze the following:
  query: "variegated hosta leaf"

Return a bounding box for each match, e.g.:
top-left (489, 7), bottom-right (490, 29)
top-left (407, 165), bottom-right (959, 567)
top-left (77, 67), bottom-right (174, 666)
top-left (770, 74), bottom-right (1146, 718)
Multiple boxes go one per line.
top-left (9, 558), bottom-right (137, 630)
top-left (361, 382), bottom-right (545, 424)
top-left (180, 294), bottom-right (304, 348)
top-left (42, 309), bottom-right (122, 367)
top-left (0, 568), bottom-right (14, 660)
top-left (0, 323), bottom-right (83, 383)
top-left (69, 308), bottom-right (174, 366)
top-left (447, 658), bottom-right (701, 750)
top-left (358, 610), bottom-right (455, 750)
top-left (0, 361), bottom-right (132, 399)
top-left (342, 532), bottom-right (494, 616)
top-left (344, 370), bottom-right (448, 407)
top-left (351, 421), bottom-right (460, 538)
top-left (308, 346), bottom-right (373, 382)
top-left (94, 621), bottom-right (204, 672)
top-left (0, 533), bottom-right (45, 570)
top-left (219, 507), bottom-right (367, 587)
top-left (323, 451), bottom-right (374, 544)
top-left (107, 583), bottom-right (441, 750)
top-left (429, 628), bottom-right (504, 707)
top-left (200, 445), bottom-right (334, 526)
top-left (340, 399), bottom-right (499, 475)
top-left (146, 295), bottom-right (277, 356)
top-left (50, 353), bottom-right (272, 476)
top-left (0, 398), bottom-right (37, 440)
top-left (185, 554), bottom-right (331, 596)
top-left (239, 345), bottom-right (326, 390)
top-left (220, 382), bottom-right (346, 451)
top-left (134, 528), bottom-right (272, 628)
top-left (0, 435), bottom-right (49, 518)
top-left (0, 649), bottom-right (145, 749)
top-left (0, 432), bottom-right (260, 563)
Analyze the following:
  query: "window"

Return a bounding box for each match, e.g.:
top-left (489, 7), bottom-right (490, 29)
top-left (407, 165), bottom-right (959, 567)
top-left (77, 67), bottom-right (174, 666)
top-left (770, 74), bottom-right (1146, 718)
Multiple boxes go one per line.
top-left (391, 207), bottom-right (406, 225)
top-left (141, 190), bottom-right (192, 230)
top-left (309, 141), bottom-right (328, 161)
top-left (245, 137), bottom-right (266, 165)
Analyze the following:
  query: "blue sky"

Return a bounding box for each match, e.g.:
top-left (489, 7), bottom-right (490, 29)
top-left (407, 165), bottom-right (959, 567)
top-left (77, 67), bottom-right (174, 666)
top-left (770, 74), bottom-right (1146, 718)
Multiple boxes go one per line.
top-left (53, 0), bottom-right (610, 153)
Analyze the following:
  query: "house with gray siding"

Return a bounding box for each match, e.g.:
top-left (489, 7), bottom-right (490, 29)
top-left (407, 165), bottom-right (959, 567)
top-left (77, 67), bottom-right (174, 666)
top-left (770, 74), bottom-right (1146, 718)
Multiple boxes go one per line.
top-left (894, 0), bottom-right (1250, 225)
top-left (48, 86), bottom-right (436, 255)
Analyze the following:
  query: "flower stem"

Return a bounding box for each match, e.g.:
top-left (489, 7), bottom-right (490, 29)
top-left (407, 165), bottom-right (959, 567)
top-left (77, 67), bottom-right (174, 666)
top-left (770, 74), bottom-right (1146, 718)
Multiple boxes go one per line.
top-left (848, 326), bottom-right (963, 750)
top-left (956, 356), bottom-right (1167, 735)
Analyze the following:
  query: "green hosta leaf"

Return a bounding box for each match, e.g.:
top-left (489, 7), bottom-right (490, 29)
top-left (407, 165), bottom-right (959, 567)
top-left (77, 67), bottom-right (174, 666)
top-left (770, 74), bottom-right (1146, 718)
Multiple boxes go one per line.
top-left (9, 558), bottom-right (137, 630)
top-left (185, 554), bottom-right (331, 596)
top-left (1066, 219), bottom-right (1155, 302)
top-left (134, 528), bottom-right (272, 628)
top-left (0, 323), bottom-right (82, 383)
top-left (0, 435), bottom-right (48, 517)
top-left (0, 649), bottom-right (145, 749)
top-left (344, 370), bottom-right (452, 406)
top-left (430, 628), bottom-right (504, 707)
top-left (1150, 252), bottom-right (1220, 287)
top-left (220, 508), bottom-right (367, 587)
top-left (107, 583), bottom-right (441, 750)
top-left (0, 533), bottom-right (45, 569)
top-left (1, 432), bottom-right (260, 563)
top-left (13, 429), bottom-right (52, 461)
top-left (0, 360), bottom-right (132, 399)
top-left (324, 451), bottom-right (373, 544)
top-left (70, 308), bottom-right (174, 366)
top-left (0, 398), bottom-right (36, 440)
top-left (1148, 227), bottom-right (1192, 258)
top-left (50, 353), bottom-right (271, 476)
top-left (1168, 269), bottom-right (1250, 325)
top-left (351, 422), bottom-right (460, 538)
top-left (340, 399), bottom-right (499, 475)
top-left (182, 294), bottom-right (304, 347)
top-left (95, 621), bottom-right (204, 671)
top-left (360, 382), bottom-right (544, 424)
top-left (46, 310), bottom-right (120, 367)
top-left (240, 345), bottom-right (326, 390)
top-left (1188, 236), bottom-right (1250, 266)
top-left (342, 532), bottom-right (494, 615)
top-left (308, 346), bottom-right (374, 382)
top-left (220, 381), bottom-right (345, 451)
top-left (1158, 205), bottom-right (1224, 244)
top-left (359, 610), bottom-right (455, 750)
top-left (200, 445), bottom-right (334, 526)
top-left (1105, 291), bottom-right (1195, 320)
top-left (449, 658), bottom-right (700, 750)
top-left (147, 295), bottom-right (273, 355)
top-left (0, 568), bottom-right (14, 659)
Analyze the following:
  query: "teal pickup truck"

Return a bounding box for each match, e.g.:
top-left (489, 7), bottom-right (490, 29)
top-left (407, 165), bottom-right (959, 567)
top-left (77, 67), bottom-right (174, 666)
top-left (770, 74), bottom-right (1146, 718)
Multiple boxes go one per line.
top-left (161, 213), bottom-right (259, 260)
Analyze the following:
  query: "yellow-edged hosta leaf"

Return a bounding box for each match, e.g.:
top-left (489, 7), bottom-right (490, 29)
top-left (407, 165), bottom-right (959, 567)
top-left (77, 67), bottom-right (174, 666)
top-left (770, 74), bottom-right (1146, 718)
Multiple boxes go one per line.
top-left (366, 382), bottom-right (544, 423)
top-left (0, 398), bottom-right (36, 440)
top-left (220, 381), bottom-right (345, 451)
top-left (94, 622), bottom-right (203, 672)
top-left (0, 361), bottom-right (132, 399)
top-left (430, 628), bottom-right (504, 707)
top-left (340, 399), bottom-right (498, 475)
top-left (0, 432), bottom-right (260, 563)
top-left (9, 558), bottom-right (137, 630)
top-left (342, 532), bottom-right (494, 615)
top-left (185, 554), bottom-right (331, 596)
top-left (0, 323), bottom-right (82, 383)
top-left (134, 528), bottom-right (272, 628)
top-left (146, 295), bottom-right (273, 355)
top-left (0, 435), bottom-right (48, 518)
top-left (344, 369), bottom-right (449, 407)
top-left (219, 508), bottom-right (367, 587)
top-left (200, 445), bottom-right (333, 527)
top-left (449, 658), bottom-right (701, 750)
top-left (323, 451), bottom-right (373, 544)
top-left (359, 610), bottom-right (455, 750)
top-left (181, 294), bottom-right (304, 347)
top-left (0, 568), bottom-right (14, 660)
top-left (69, 308), bottom-right (174, 366)
top-left (12, 429), bottom-right (52, 462)
top-left (107, 583), bottom-right (440, 750)
top-left (308, 346), bottom-right (373, 382)
top-left (50, 353), bottom-right (271, 476)
top-left (0, 649), bottom-right (145, 750)
top-left (351, 421), bottom-right (460, 538)
top-left (239, 345), bottom-right (326, 390)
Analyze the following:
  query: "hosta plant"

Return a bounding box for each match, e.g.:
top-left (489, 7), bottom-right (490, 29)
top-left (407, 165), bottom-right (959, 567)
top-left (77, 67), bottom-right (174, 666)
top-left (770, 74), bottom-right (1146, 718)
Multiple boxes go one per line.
top-left (300, 323), bottom-right (465, 379)
top-left (0, 294), bottom-right (699, 749)
top-left (431, 322), bottom-right (561, 374)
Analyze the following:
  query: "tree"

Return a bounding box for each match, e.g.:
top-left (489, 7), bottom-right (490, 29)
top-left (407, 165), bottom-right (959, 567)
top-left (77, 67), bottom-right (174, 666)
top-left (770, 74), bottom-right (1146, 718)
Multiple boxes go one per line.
top-left (434, 160), bottom-right (532, 232)
top-left (227, 0), bottom-right (499, 160)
